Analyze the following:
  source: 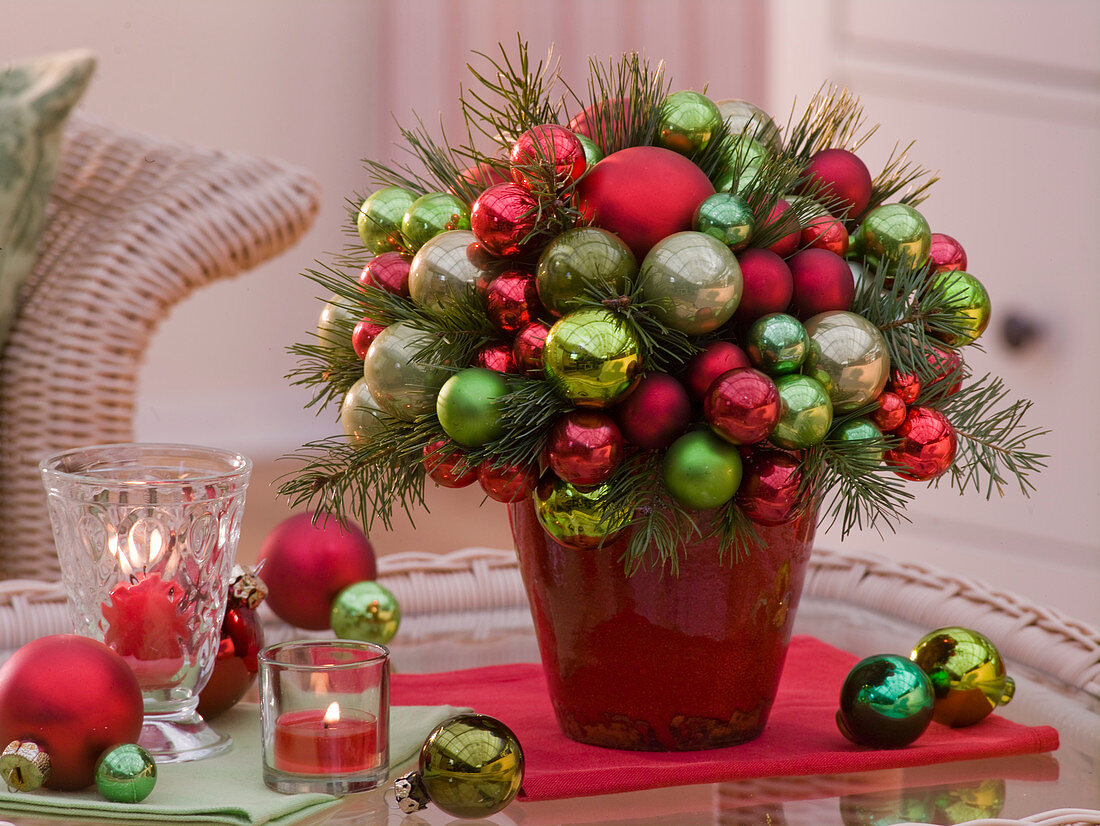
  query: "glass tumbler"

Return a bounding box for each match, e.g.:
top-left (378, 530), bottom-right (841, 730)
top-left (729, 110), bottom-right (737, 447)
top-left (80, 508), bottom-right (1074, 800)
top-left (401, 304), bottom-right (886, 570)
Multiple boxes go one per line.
top-left (40, 442), bottom-right (251, 763)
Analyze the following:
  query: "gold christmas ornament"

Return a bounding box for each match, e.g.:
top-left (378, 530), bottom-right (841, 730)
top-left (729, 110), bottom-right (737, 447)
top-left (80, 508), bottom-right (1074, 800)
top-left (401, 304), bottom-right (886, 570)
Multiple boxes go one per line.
top-left (638, 231), bottom-right (743, 334)
top-left (363, 321), bottom-right (450, 421)
top-left (533, 474), bottom-right (631, 550)
top-left (408, 230), bottom-right (489, 312)
top-left (910, 626), bottom-right (1015, 727)
top-left (803, 310), bottom-right (891, 411)
top-left (543, 308), bottom-right (641, 407)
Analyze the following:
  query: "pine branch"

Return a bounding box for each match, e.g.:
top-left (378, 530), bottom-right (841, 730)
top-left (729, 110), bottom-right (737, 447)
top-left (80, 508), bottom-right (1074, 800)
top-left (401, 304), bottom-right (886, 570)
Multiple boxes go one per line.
top-left (464, 376), bottom-right (569, 472)
top-left (566, 51), bottom-right (670, 155)
top-left (867, 140), bottom-right (939, 213)
top-left (709, 498), bottom-right (764, 562)
top-left (782, 84), bottom-right (877, 164)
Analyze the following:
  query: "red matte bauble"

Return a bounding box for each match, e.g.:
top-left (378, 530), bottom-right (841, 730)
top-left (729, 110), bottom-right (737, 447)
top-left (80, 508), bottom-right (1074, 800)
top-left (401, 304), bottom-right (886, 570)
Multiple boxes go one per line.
top-left (474, 341), bottom-right (518, 374)
top-left (510, 124), bottom-right (586, 190)
top-left (890, 369), bottom-right (921, 405)
top-left (470, 183), bottom-right (539, 257)
top-left (737, 450), bottom-right (803, 525)
top-left (705, 367), bottom-right (781, 445)
top-left (577, 146), bottom-right (715, 260)
top-left (197, 569), bottom-right (266, 720)
top-left (423, 439), bottom-right (478, 488)
top-left (568, 97), bottom-right (631, 148)
top-left (734, 248), bottom-right (794, 323)
top-left (478, 461), bottom-right (539, 503)
top-left (764, 199), bottom-right (801, 258)
top-left (681, 341), bottom-right (752, 401)
top-left (547, 410), bottom-right (624, 486)
top-left (359, 251), bottom-right (411, 297)
top-left (352, 319), bottom-right (386, 359)
top-left (886, 407), bottom-right (958, 481)
top-left (870, 390), bottom-right (907, 432)
top-left (799, 148), bottom-right (873, 219)
top-left (0, 635), bottom-right (143, 790)
top-left (613, 372), bottom-right (691, 450)
top-left (513, 321), bottom-right (550, 376)
top-left (928, 232), bottom-right (968, 273)
top-left (486, 271), bottom-right (542, 332)
top-left (258, 512), bottom-right (377, 630)
top-left (788, 248), bottom-right (855, 317)
top-left (801, 213), bottom-right (849, 257)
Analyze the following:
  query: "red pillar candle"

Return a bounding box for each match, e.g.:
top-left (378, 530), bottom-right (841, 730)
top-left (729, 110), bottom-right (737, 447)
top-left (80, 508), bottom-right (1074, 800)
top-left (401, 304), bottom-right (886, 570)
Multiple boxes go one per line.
top-left (273, 702), bottom-right (378, 774)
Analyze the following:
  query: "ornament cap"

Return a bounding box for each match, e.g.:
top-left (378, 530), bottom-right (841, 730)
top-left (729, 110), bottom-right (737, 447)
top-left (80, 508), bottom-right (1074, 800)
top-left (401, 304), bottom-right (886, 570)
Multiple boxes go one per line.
top-left (1, 740), bottom-right (51, 792)
top-left (229, 564), bottom-right (268, 609)
top-left (999, 675), bottom-right (1016, 706)
top-left (393, 770), bottom-right (430, 813)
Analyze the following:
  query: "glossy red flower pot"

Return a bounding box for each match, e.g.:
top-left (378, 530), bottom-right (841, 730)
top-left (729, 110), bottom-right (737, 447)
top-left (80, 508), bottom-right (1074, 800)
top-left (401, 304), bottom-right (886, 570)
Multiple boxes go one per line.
top-left (509, 498), bottom-right (816, 750)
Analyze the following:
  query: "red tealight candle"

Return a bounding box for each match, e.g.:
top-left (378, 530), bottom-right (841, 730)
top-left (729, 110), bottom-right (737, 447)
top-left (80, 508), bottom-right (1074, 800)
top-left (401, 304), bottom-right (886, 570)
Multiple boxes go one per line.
top-left (273, 702), bottom-right (378, 775)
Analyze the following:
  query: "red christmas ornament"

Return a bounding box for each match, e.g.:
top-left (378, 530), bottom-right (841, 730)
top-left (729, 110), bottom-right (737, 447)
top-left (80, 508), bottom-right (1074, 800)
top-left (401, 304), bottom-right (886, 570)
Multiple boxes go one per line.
top-left (568, 97), bottom-right (630, 148)
top-left (681, 341), bottom-right (752, 401)
top-left (485, 271), bottom-right (542, 332)
top-left (614, 372), bottom-right (692, 449)
top-left (928, 232), bottom-right (968, 273)
top-left (800, 213), bottom-right (850, 257)
top-left (423, 439), bottom-right (478, 488)
top-left (926, 343), bottom-right (964, 396)
top-left (799, 148), bottom-right (873, 218)
top-left (197, 565), bottom-right (267, 719)
top-left (870, 390), bottom-right (907, 432)
top-left (257, 512), bottom-right (377, 630)
top-left (510, 124), bottom-right (586, 190)
top-left (734, 248), bottom-right (794, 323)
top-left (737, 450), bottom-right (803, 525)
top-left (763, 198), bottom-right (801, 258)
top-left (0, 635), bottom-right (143, 790)
top-left (547, 410), bottom-right (625, 486)
top-left (478, 460), bottom-right (539, 503)
top-left (101, 572), bottom-right (188, 690)
top-left (577, 146), bottom-right (715, 260)
top-left (458, 161), bottom-right (511, 192)
top-left (513, 321), bottom-right (550, 376)
top-left (473, 341), bottom-right (518, 374)
top-left (886, 406), bottom-right (958, 481)
top-left (705, 367), bottom-right (781, 445)
top-left (352, 319), bottom-right (386, 359)
top-left (788, 248), bottom-right (855, 317)
top-left (470, 183), bottom-right (539, 257)
top-left (359, 251), bottom-right (411, 297)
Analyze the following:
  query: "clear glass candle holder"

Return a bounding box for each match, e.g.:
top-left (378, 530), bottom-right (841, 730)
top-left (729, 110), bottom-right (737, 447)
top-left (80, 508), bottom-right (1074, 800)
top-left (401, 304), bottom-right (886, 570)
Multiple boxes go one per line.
top-left (40, 443), bottom-right (251, 763)
top-left (259, 640), bottom-right (390, 795)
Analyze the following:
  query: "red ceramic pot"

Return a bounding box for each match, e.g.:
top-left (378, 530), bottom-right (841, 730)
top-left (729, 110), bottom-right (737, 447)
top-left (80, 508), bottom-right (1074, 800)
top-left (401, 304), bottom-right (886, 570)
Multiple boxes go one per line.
top-left (509, 498), bottom-right (815, 751)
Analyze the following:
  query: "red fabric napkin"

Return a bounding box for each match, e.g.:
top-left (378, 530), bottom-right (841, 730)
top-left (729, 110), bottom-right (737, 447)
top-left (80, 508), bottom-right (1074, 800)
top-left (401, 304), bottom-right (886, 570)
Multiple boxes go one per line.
top-left (391, 635), bottom-right (1059, 801)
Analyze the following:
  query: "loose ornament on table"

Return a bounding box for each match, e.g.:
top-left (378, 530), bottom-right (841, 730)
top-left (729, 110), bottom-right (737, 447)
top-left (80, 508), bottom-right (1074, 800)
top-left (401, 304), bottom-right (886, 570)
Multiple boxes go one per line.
top-left (330, 581), bottom-right (402, 646)
top-left (837, 654), bottom-right (936, 749)
top-left (94, 744), bottom-right (157, 804)
top-left (910, 626), bottom-right (1015, 727)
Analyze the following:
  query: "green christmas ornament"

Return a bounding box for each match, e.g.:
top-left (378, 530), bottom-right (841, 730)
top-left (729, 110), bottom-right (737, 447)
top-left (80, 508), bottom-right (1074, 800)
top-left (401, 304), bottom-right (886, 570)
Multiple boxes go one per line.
top-left (330, 580), bottom-right (401, 645)
top-left (533, 474), bottom-right (632, 550)
top-left (363, 321), bottom-right (451, 421)
top-left (401, 192), bottom-right (471, 251)
top-left (657, 90), bottom-right (722, 155)
top-left (94, 744), bottom-right (156, 804)
top-left (771, 374), bottom-right (833, 450)
top-left (693, 192), bottom-right (756, 251)
top-left (910, 626), bottom-right (1015, 727)
top-left (715, 98), bottom-right (783, 152)
top-left (315, 294), bottom-right (355, 348)
top-left (803, 310), bottom-right (891, 410)
top-left (837, 654), bottom-right (935, 749)
top-left (638, 231), bottom-right (743, 334)
top-left (747, 313), bottom-right (810, 376)
top-left (357, 186), bottom-right (416, 253)
top-left (408, 230), bottom-right (488, 312)
top-left (543, 308), bottom-right (641, 408)
top-left (575, 133), bottom-right (604, 168)
top-left (852, 204), bottom-right (931, 271)
top-left (833, 417), bottom-right (886, 467)
top-left (535, 227), bottom-right (637, 317)
top-left (340, 377), bottom-right (386, 448)
top-left (932, 270), bottom-right (991, 345)
top-left (663, 430), bottom-right (743, 509)
top-left (436, 368), bottom-right (509, 447)
top-left (714, 136), bottom-right (767, 193)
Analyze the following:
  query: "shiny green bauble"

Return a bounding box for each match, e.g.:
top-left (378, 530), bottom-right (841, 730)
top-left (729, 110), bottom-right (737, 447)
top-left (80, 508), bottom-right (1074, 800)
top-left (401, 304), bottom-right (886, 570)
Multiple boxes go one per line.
top-left (833, 417), bottom-right (886, 468)
top-left (693, 192), bottom-right (756, 251)
top-left (932, 270), bottom-right (991, 345)
top-left (837, 654), bottom-right (935, 749)
top-left (662, 430), bottom-right (743, 510)
top-left (803, 310), bottom-right (891, 410)
top-left (714, 136), bottom-right (768, 193)
top-left (340, 377), bottom-right (386, 448)
top-left (363, 321), bottom-right (451, 421)
top-left (910, 626), bottom-right (1015, 728)
top-left (852, 204), bottom-right (931, 271)
top-left (435, 368), bottom-right (509, 447)
top-left (576, 133), bottom-right (604, 168)
top-left (357, 186), bottom-right (416, 253)
top-left (771, 374), bottom-right (833, 450)
top-left (401, 192), bottom-right (471, 251)
top-left (715, 98), bottom-right (783, 152)
top-left (316, 294), bottom-right (356, 348)
top-left (747, 313), bottom-right (809, 376)
top-left (94, 744), bottom-right (157, 803)
top-left (657, 90), bottom-right (722, 155)
top-left (419, 714), bottom-right (524, 818)
top-left (330, 580), bottom-right (401, 645)
top-left (638, 231), bottom-right (742, 334)
top-left (543, 308), bottom-right (641, 407)
top-left (535, 227), bottom-right (638, 317)
top-left (534, 474), bottom-right (632, 550)
top-left (408, 230), bottom-right (488, 312)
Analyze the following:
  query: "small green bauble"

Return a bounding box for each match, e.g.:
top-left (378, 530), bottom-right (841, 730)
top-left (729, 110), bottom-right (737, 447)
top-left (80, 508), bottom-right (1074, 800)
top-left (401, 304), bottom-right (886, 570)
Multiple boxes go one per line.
top-left (693, 192), bottom-right (756, 251)
top-left (363, 321), bottom-right (451, 421)
top-left (657, 90), bottom-right (722, 154)
top-left (357, 186), bottom-right (416, 253)
top-left (771, 374), bottom-right (833, 449)
top-left (401, 192), bottom-right (472, 251)
top-left (852, 204), bottom-right (931, 271)
top-left (932, 270), bottom-right (991, 345)
top-left (638, 231), bottom-right (743, 334)
top-left (715, 98), bottom-right (783, 152)
top-left (533, 474), bottom-right (632, 550)
top-left (316, 294), bottom-right (356, 348)
top-left (837, 654), bottom-right (935, 749)
top-left (330, 580), bottom-right (401, 644)
top-left (662, 430), bottom-right (744, 510)
top-left (714, 136), bottom-right (767, 193)
top-left (543, 308), bottom-right (641, 408)
top-left (575, 133), bottom-right (604, 168)
top-left (408, 230), bottom-right (489, 312)
top-left (436, 368), bottom-right (509, 447)
top-left (418, 714), bottom-right (525, 817)
top-left (747, 313), bottom-right (810, 375)
top-left (803, 310), bottom-right (891, 410)
top-left (94, 744), bottom-right (157, 804)
top-left (340, 377), bottom-right (386, 448)
top-left (535, 227), bottom-right (637, 317)
top-left (833, 417), bottom-right (886, 467)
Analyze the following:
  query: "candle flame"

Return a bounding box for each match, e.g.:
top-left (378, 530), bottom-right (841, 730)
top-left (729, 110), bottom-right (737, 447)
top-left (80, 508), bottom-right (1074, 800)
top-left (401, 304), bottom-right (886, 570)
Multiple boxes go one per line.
top-left (323, 702), bottom-right (341, 726)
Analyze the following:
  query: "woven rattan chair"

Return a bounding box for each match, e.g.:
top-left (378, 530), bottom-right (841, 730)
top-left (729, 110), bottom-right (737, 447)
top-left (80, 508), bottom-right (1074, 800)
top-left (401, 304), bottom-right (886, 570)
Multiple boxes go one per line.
top-left (0, 111), bottom-right (320, 583)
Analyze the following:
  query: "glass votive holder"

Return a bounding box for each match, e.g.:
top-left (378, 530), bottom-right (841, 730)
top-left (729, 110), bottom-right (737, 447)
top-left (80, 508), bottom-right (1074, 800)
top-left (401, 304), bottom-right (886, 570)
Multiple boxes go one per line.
top-left (259, 640), bottom-right (390, 795)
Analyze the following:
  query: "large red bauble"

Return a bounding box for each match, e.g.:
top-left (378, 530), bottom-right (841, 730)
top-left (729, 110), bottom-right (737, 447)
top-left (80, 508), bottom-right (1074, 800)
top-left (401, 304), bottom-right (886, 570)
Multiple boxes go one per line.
top-left (359, 251), bottom-right (411, 297)
top-left (788, 248), bottom-right (855, 317)
top-left (352, 319), bottom-right (386, 359)
top-left (258, 512), bottom-right (377, 630)
top-left (705, 367), bottom-right (781, 445)
top-left (485, 271), bottom-right (542, 332)
top-left (423, 439), bottom-right (478, 488)
top-left (0, 635), bottom-right (143, 790)
top-left (799, 148), bottom-right (873, 219)
top-left (737, 450), bottom-right (803, 525)
top-left (870, 390), bottom-right (907, 432)
top-left (513, 321), bottom-right (550, 376)
top-left (886, 407), bottom-right (958, 481)
top-left (763, 199), bottom-right (801, 258)
top-left (478, 461), bottom-right (539, 503)
top-left (197, 567), bottom-right (266, 720)
top-left (801, 213), bottom-right (849, 257)
top-left (547, 410), bottom-right (624, 486)
top-left (577, 146), bottom-right (715, 260)
top-left (734, 248), bottom-right (794, 323)
top-left (928, 232), bottom-right (968, 273)
top-left (614, 372), bottom-right (691, 450)
top-left (470, 183), bottom-right (539, 257)
top-left (510, 124), bottom-right (586, 190)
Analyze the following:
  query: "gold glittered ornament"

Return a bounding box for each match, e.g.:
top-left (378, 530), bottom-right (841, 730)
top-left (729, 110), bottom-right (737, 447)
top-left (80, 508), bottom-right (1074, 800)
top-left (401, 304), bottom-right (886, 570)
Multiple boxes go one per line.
top-left (804, 310), bottom-right (891, 411)
top-left (533, 473), bottom-right (632, 550)
top-left (543, 308), bottom-right (641, 407)
top-left (910, 626), bottom-right (1015, 727)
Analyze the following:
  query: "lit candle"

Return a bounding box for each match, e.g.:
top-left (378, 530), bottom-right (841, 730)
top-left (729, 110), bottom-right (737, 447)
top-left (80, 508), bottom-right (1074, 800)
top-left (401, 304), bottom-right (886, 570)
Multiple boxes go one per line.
top-left (273, 701), bottom-right (378, 775)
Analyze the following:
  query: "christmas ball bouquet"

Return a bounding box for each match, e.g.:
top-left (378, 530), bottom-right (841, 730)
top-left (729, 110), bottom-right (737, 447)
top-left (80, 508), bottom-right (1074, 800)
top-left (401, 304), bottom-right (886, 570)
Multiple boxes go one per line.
top-left (282, 42), bottom-right (1044, 751)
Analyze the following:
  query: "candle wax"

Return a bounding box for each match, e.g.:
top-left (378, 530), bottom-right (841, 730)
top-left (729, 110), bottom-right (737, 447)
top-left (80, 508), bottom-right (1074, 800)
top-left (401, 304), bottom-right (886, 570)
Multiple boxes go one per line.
top-left (273, 709), bottom-right (378, 774)
top-left (101, 573), bottom-right (188, 689)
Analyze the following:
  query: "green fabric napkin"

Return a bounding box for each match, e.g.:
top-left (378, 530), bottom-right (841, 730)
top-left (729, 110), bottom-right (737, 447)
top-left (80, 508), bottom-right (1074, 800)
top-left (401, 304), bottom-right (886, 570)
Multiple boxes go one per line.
top-left (0, 703), bottom-right (470, 825)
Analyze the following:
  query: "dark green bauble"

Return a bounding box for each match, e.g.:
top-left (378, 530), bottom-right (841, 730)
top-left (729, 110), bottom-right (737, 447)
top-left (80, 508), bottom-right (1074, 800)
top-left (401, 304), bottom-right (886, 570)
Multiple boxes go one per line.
top-left (543, 308), bottom-right (641, 408)
top-left (833, 417), bottom-right (885, 467)
top-left (657, 90), bottom-right (722, 155)
top-left (771, 374), bottom-right (833, 449)
top-left (94, 744), bottom-right (157, 803)
top-left (357, 186), bottom-right (416, 253)
top-left (535, 227), bottom-right (638, 317)
top-left (693, 192), bottom-right (756, 251)
top-left (662, 430), bottom-right (743, 510)
top-left (851, 204), bottom-right (931, 271)
top-left (436, 368), bottom-right (509, 447)
top-left (746, 313), bottom-right (810, 375)
top-left (837, 654), bottom-right (935, 749)
top-left (401, 192), bottom-right (472, 251)
top-left (330, 580), bottom-right (401, 645)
